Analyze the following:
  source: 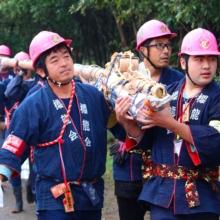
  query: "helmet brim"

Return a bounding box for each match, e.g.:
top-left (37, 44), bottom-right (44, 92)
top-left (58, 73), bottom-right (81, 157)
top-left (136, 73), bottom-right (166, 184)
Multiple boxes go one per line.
top-left (178, 51), bottom-right (220, 57)
top-left (136, 32), bottom-right (177, 51)
top-left (63, 39), bottom-right (72, 46)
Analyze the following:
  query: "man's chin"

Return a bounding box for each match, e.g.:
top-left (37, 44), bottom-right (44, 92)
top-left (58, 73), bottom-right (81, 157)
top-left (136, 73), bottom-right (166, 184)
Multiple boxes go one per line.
top-left (62, 78), bottom-right (73, 85)
top-left (48, 77), bottom-right (72, 85)
top-left (156, 64), bottom-right (168, 69)
top-left (61, 75), bottom-right (74, 82)
top-left (194, 78), bottom-right (213, 87)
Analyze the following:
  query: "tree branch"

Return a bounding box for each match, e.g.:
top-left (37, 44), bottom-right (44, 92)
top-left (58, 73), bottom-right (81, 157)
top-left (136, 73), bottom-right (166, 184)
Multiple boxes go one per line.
top-left (179, 21), bottom-right (189, 32)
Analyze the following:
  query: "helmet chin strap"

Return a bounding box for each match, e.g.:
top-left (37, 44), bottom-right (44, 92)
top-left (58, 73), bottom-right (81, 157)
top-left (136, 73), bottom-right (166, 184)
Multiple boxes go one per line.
top-left (47, 77), bottom-right (72, 87)
top-left (140, 51), bottom-right (162, 70)
top-left (183, 55), bottom-right (198, 86)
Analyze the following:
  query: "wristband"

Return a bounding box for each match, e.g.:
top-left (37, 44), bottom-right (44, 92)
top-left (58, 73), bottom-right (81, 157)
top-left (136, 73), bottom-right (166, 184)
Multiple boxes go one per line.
top-left (18, 70), bottom-right (25, 76)
top-left (127, 132), bottom-right (143, 141)
top-left (14, 60), bottom-right (19, 70)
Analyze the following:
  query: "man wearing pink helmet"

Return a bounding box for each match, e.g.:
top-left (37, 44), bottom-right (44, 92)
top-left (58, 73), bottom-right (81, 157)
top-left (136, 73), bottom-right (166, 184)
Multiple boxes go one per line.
top-left (111, 19), bottom-right (184, 220)
top-left (0, 31), bottom-right (125, 220)
top-left (136, 20), bottom-right (183, 79)
top-left (2, 51), bottom-right (36, 213)
top-left (5, 51), bottom-right (36, 101)
top-left (114, 28), bottom-right (220, 219)
top-left (13, 51), bottom-right (32, 81)
top-left (0, 45), bottom-right (11, 57)
top-left (0, 45), bottom-right (15, 81)
top-left (0, 45), bottom-right (15, 150)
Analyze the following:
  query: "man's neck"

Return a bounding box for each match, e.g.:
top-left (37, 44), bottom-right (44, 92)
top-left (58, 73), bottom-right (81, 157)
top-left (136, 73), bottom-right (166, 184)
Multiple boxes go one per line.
top-left (143, 61), bottom-right (163, 81)
top-left (184, 81), bottom-right (203, 97)
top-left (48, 80), bottom-right (72, 98)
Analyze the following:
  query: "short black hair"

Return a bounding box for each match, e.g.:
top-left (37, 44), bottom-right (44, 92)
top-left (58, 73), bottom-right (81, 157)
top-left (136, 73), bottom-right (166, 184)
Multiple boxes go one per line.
top-left (140, 39), bottom-right (152, 48)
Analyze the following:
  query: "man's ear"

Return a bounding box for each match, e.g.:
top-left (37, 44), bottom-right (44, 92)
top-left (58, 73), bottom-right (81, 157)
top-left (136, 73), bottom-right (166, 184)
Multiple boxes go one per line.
top-left (180, 57), bottom-right (186, 71)
top-left (139, 46), bottom-right (148, 57)
top-left (36, 68), bottom-right (46, 78)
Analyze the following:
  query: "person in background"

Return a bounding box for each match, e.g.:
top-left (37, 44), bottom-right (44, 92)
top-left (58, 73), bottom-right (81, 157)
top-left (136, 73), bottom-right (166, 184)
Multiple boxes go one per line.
top-left (115, 28), bottom-right (220, 220)
top-left (4, 51), bottom-right (37, 101)
top-left (0, 45), bottom-right (15, 81)
top-left (0, 45), bottom-right (14, 147)
top-left (2, 51), bottom-right (36, 213)
top-left (110, 19), bottom-right (184, 220)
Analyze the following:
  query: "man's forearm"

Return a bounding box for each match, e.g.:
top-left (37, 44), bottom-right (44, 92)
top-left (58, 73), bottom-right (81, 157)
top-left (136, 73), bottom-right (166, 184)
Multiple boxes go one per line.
top-left (122, 120), bottom-right (143, 138)
top-left (168, 120), bottom-right (193, 144)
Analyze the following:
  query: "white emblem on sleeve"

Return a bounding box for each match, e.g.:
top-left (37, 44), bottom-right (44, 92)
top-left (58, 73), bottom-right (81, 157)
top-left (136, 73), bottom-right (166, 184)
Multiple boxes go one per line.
top-left (209, 120), bottom-right (220, 133)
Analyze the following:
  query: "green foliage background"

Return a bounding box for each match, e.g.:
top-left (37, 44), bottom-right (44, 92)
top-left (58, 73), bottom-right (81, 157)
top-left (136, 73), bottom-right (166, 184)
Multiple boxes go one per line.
top-left (1, 0), bottom-right (220, 192)
top-left (0, 0), bottom-right (220, 174)
top-left (1, 0), bottom-right (219, 172)
top-left (0, 0), bottom-right (220, 75)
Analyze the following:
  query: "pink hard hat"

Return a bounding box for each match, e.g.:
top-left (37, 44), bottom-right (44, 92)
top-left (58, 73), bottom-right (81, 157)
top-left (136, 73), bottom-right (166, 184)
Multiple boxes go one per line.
top-left (29, 31), bottom-right (72, 68)
top-left (178, 28), bottom-right (220, 57)
top-left (136, 20), bottom-right (177, 51)
top-left (0, 45), bottom-right (11, 56)
top-left (14, 51), bottom-right (30, 60)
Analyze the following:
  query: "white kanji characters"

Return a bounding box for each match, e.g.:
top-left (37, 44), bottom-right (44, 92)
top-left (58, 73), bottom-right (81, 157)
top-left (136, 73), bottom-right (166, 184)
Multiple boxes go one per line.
top-left (85, 137), bottom-right (91, 147)
top-left (53, 99), bottom-right (63, 110)
top-left (171, 91), bottom-right (179, 101)
top-left (89, 187), bottom-right (96, 200)
top-left (170, 106), bottom-right (176, 117)
top-left (196, 93), bottom-right (208, 104)
top-left (82, 182), bottom-right (87, 187)
top-left (61, 114), bottom-right (71, 125)
top-left (190, 108), bottom-right (201, 120)
top-left (80, 103), bottom-right (88, 114)
top-left (69, 130), bottom-right (78, 141)
top-left (167, 129), bottom-right (172, 134)
top-left (82, 120), bottom-right (90, 131)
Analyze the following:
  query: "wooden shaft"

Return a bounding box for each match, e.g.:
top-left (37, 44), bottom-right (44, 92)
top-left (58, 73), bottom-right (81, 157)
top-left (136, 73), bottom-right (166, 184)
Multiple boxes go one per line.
top-left (0, 57), bottom-right (34, 70)
top-left (74, 63), bottom-right (167, 98)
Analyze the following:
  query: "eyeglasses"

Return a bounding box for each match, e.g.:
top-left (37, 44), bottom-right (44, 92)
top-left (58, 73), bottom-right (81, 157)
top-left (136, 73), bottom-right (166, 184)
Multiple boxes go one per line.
top-left (148, 43), bottom-right (174, 50)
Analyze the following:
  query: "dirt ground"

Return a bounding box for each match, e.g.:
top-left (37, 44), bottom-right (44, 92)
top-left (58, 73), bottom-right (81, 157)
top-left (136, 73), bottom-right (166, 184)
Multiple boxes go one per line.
top-left (0, 178), bottom-right (150, 220)
top-left (102, 175), bottom-right (150, 220)
top-left (0, 180), bottom-right (36, 220)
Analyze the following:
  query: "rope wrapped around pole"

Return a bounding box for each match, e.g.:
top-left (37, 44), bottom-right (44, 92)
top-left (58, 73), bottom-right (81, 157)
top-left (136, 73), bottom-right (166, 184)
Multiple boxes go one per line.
top-left (0, 50), bottom-right (171, 119)
top-left (0, 56), bottom-right (34, 70)
top-left (74, 50), bottom-right (171, 119)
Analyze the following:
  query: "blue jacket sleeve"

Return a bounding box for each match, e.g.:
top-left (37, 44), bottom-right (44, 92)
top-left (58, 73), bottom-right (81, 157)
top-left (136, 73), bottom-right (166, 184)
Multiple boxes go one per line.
top-left (109, 122), bottom-right (127, 141)
top-left (5, 75), bottom-right (37, 101)
top-left (187, 93), bottom-right (220, 166)
top-left (4, 75), bottom-right (28, 101)
top-left (0, 79), bottom-right (10, 117)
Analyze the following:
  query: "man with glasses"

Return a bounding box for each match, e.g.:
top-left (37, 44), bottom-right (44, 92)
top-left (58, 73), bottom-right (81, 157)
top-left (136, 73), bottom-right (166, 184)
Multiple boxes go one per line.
top-left (111, 19), bottom-right (184, 220)
top-left (115, 27), bottom-right (220, 220)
